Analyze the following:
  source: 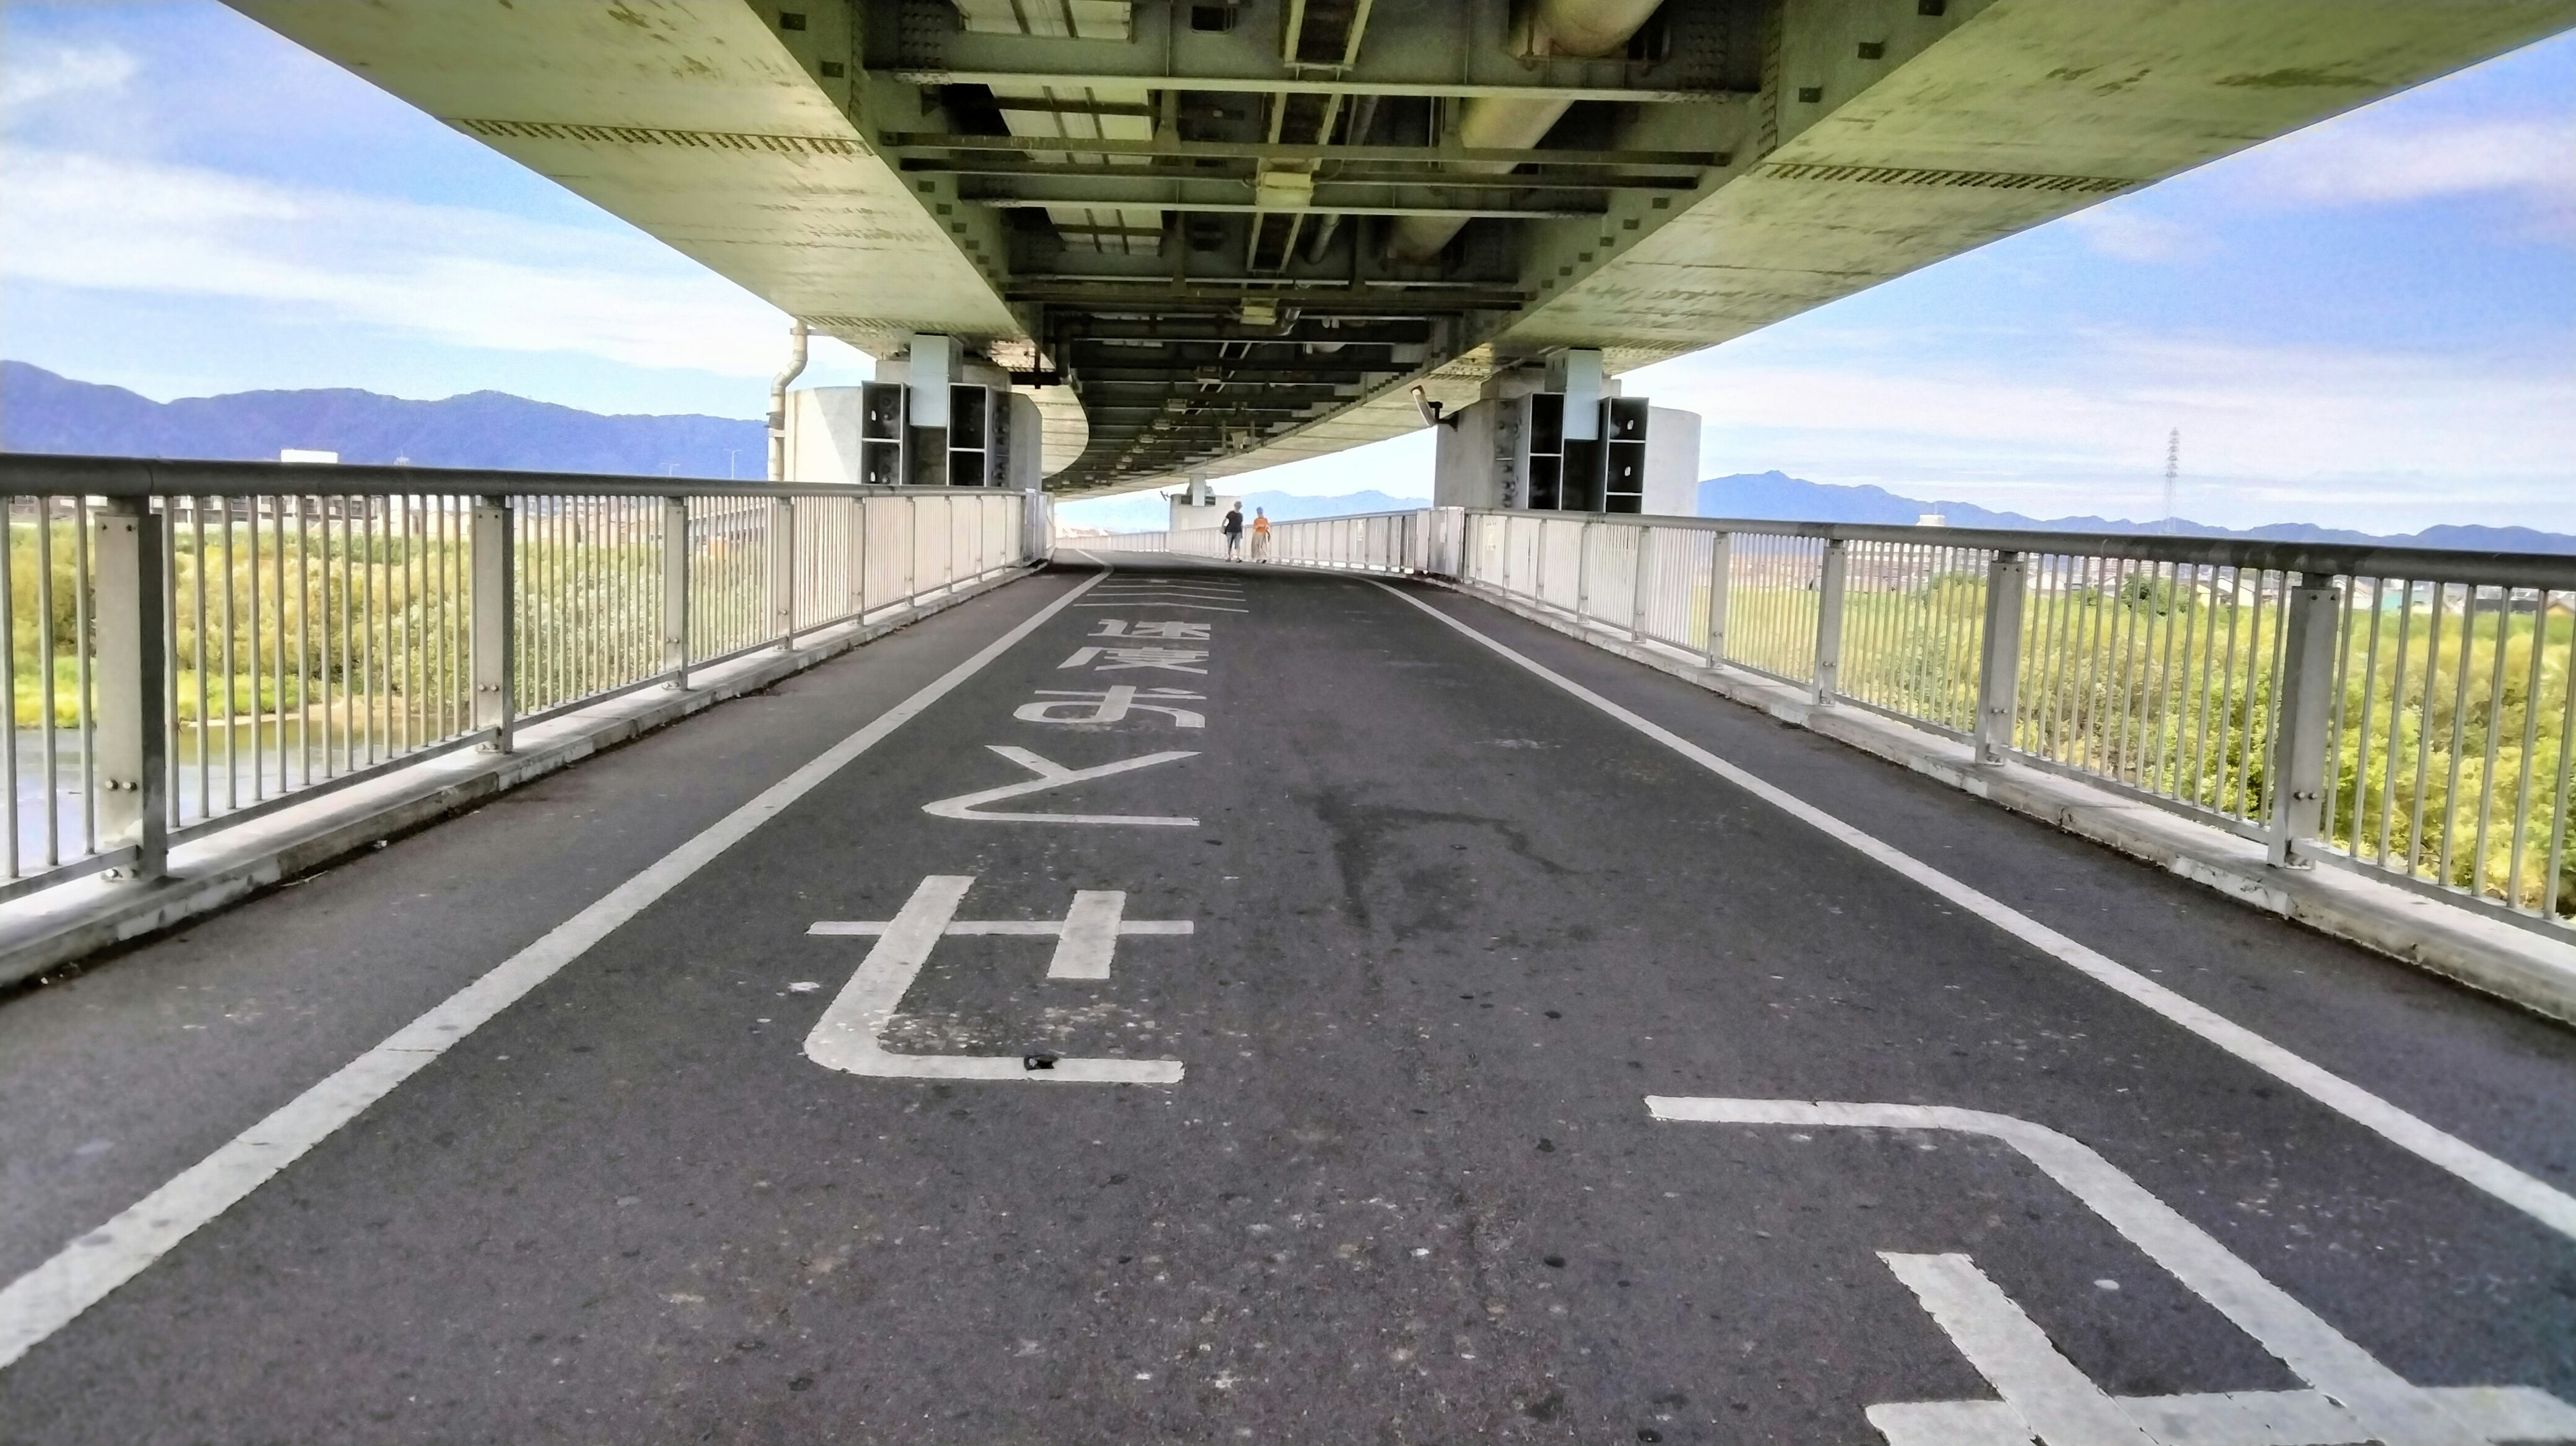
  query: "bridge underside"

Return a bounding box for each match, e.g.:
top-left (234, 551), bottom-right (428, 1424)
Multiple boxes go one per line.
top-left (224, 0), bottom-right (2576, 494)
top-left (3, 562), bottom-right (2571, 1439)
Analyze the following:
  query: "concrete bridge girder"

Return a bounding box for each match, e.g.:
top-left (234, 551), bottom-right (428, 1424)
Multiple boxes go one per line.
top-left (223, 0), bottom-right (2576, 496)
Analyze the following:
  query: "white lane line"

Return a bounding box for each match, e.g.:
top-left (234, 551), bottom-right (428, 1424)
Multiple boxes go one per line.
top-left (920, 745), bottom-right (1199, 826)
top-left (1878, 1252), bottom-right (2155, 1446)
top-left (1650, 1099), bottom-right (2505, 1446)
top-left (1051, 890), bottom-right (1128, 980)
top-left (0, 568), bottom-right (1108, 1373)
top-left (802, 876), bottom-right (1183, 1084)
top-left (1373, 581), bottom-right (2576, 1243)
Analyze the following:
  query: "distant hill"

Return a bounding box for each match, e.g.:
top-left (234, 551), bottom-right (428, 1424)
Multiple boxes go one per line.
top-left (1697, 471), bottom-right (2576, 556)
top-left (0, 361), bottom-right (765, 479)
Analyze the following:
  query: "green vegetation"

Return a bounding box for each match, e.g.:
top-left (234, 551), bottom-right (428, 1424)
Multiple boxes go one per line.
top-left (1818, 568), bottom-right (2572, 917)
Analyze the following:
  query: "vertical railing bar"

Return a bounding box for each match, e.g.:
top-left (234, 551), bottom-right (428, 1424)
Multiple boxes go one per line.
top-left (2318, 575), bottom-right (2357, 852)
top-left (294, 497), bottom-right (312, 788)
top-left (2349, 578), bottom-right (2385, 861)
top-left (2504, 590), bottom-right (2551, 910)
top-left (2082, 556), bottom-right (2116, 776)
top-left (2380, 582), bottom-right (2416, 868)
top-left (219, 498), bottom-right (239, 815)
top-left (2025, 555), bottom-right (2059, 759)
top-left (2141, 562), bottom-right (2176, 794)
top-left (2404, 588), bottom-right (2445, 877)
top-left (2540, 604), bottom-right (2576, 924)
top-left (2116, 557), bottom-right (2152, 782)
top-left (160, 500), bottom-right (179, 828)
top-left (270, 495), bottom-right (288, 792)
top-left (2469, 590), bottom-right (2513, 899)
top-left (74, 498), bottom-right (96, 854)
top-left (2435, 589), bottom-right (2478, 889)
top-left (1, 504), bottom-right (17, 875)
top-left (243, 495), bottom-right (264, 803)
top-left (335, 499), bottom-right (353, 778)
top-left (39, 502), bottom-right (61, 865)
top-left (2211, 567), bottom-right (2247, 817)
top-left (2189, 565), bottom-right (2223, 809)
top-left (2047, 555), bottom-right (2081, 763)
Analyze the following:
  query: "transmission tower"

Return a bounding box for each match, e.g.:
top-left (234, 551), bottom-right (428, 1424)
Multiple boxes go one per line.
top-left (2161, 429), bottom-right (2180, 536)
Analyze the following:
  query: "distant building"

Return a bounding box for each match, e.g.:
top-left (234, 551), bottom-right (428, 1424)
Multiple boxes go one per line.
top-left (1917, 512), bottom-right (1947, 527)
top-left (280, 448), bottom-right (339, 464)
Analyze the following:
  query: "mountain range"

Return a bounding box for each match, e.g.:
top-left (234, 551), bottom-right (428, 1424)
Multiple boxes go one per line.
top-left (0, 361), bottom-right (766, 478)
top-left (1696, 471), bottom-right (2576, 555)
top-left (3, 364), bottom-right (2561, 553)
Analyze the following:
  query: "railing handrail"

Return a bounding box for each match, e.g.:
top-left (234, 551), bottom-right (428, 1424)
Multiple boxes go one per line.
top-left (1459, 508), bottom-right (2576, 592)
top-left (1102, 504), bottom-right (2576, 589)
top-left (0, 451), bottom-right (1012, 501)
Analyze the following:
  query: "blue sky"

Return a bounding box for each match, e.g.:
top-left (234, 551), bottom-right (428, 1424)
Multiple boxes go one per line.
top-left (3, 2), bottom-right (2569, 531)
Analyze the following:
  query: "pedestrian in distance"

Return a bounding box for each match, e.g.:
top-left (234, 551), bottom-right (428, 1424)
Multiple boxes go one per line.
top-left (1222, 502), bottom-right (1245, 560)
top-left (1250, 507), bottom-right (1272, 561)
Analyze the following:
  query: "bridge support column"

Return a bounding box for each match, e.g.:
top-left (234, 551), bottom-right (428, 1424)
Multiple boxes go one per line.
top-left (2267, 581), bottom-right (2342, 867)
top-left (1813, 538), bottom-right (1848, 706)
top-left (91, 499), bottom-right (167, 881)
top-left (472, 496), bottom-right (515, 754)
top-left (662, 497), bottom-right (690, 689)
top-left (1975, 553), bottom-right (2027, 764)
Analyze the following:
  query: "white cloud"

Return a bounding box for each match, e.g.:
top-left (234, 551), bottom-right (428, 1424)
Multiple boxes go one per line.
top-left (0, 41), bottom-right (136, 109)
top-left (1630, 331), bottom-right (2576, 531)
top-left (2061, 207), bottom-right (2206, 264)
top-left (2238, 116), bottom-right (2576, 210)
top-left (0, 146), bottom-right (788, 376)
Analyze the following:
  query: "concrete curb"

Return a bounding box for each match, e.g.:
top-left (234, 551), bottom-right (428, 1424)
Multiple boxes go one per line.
top-left (0, 566), bottom-right (1046, 992)
top-left (1446, 579), bottom-right (2576, 1027)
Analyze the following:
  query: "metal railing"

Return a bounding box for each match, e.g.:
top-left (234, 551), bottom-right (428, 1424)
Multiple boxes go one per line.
top-left (1093, 504), bottom-right (2576, 937)
top-left (1, 455), bottom-right (1040, 903)
top-left (1082, 508), bottom-right (1462, 577)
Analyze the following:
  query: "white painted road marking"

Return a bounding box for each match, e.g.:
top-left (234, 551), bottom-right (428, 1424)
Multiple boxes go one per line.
top-left (1879, 1252), bottom-right (2155, 1446)
top-left (1870, 1386), bottom-right (2576, 1446)
top-left (1648, 1098), bottom-right (2567, 1445)
top-left (1057, 645), bottom-right (1212, 675)
top-left (1089, 620), bottom-right (1213, 640)
top-left (0, 568), bottom-right (1112, 1372)
top-left (803, 876), bottom-right (1185, 1084)
top-left (1015, 686), bottom-right (1207, 728)
top-left (1376, 581), bottom-right (2576, 1243)
top-left (922, 745), bottom-right (1200, 826)
top-left (810, 887), bottom-right (1192, 981)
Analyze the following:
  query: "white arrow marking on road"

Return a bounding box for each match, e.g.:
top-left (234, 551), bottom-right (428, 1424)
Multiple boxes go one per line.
top-left (804, 877), bottom-right (1185, 1083)
top-left (921, 745), bottom-right (1199, 826)
top-left (1648, 1098), bottom-right (2572, 1446)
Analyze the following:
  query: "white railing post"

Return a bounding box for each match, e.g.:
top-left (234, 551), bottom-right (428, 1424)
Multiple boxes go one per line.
top-left (1576, 519), bottom-right (1595, 623)
top-left (661, 496), bottom-right (690, 689)
top-left (1813, 537), bottom-right (1848, 705)
top-left (2267, 579), bottom-right (2343, 867)
top-left (1974, 551), bottom-right (2027, 764)
top-left (769, 496), bottom-right (797, 648)
top-left (472, 496), bottom-right (515, 753)
top-left (851, 493), bottom-right (869, 619)
top-left (1703, 531), bottom-right (1730, 668)
top-left (1628, 524), bottom-right (1650, 640)
top-left (92, 498), bottom-right (168, 880)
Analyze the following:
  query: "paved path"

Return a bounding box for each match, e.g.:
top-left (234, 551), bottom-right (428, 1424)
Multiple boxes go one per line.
top-left (3, 559), bottom-right (2571, 1444)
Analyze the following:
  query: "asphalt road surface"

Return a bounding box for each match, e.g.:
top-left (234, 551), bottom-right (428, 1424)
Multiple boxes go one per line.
top-left (2, 557), bottom-right (2571, 1445)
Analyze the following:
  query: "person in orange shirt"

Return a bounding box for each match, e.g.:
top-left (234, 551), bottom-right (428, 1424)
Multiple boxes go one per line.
top-left (1249, 508), bottom-right (1272, 561)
